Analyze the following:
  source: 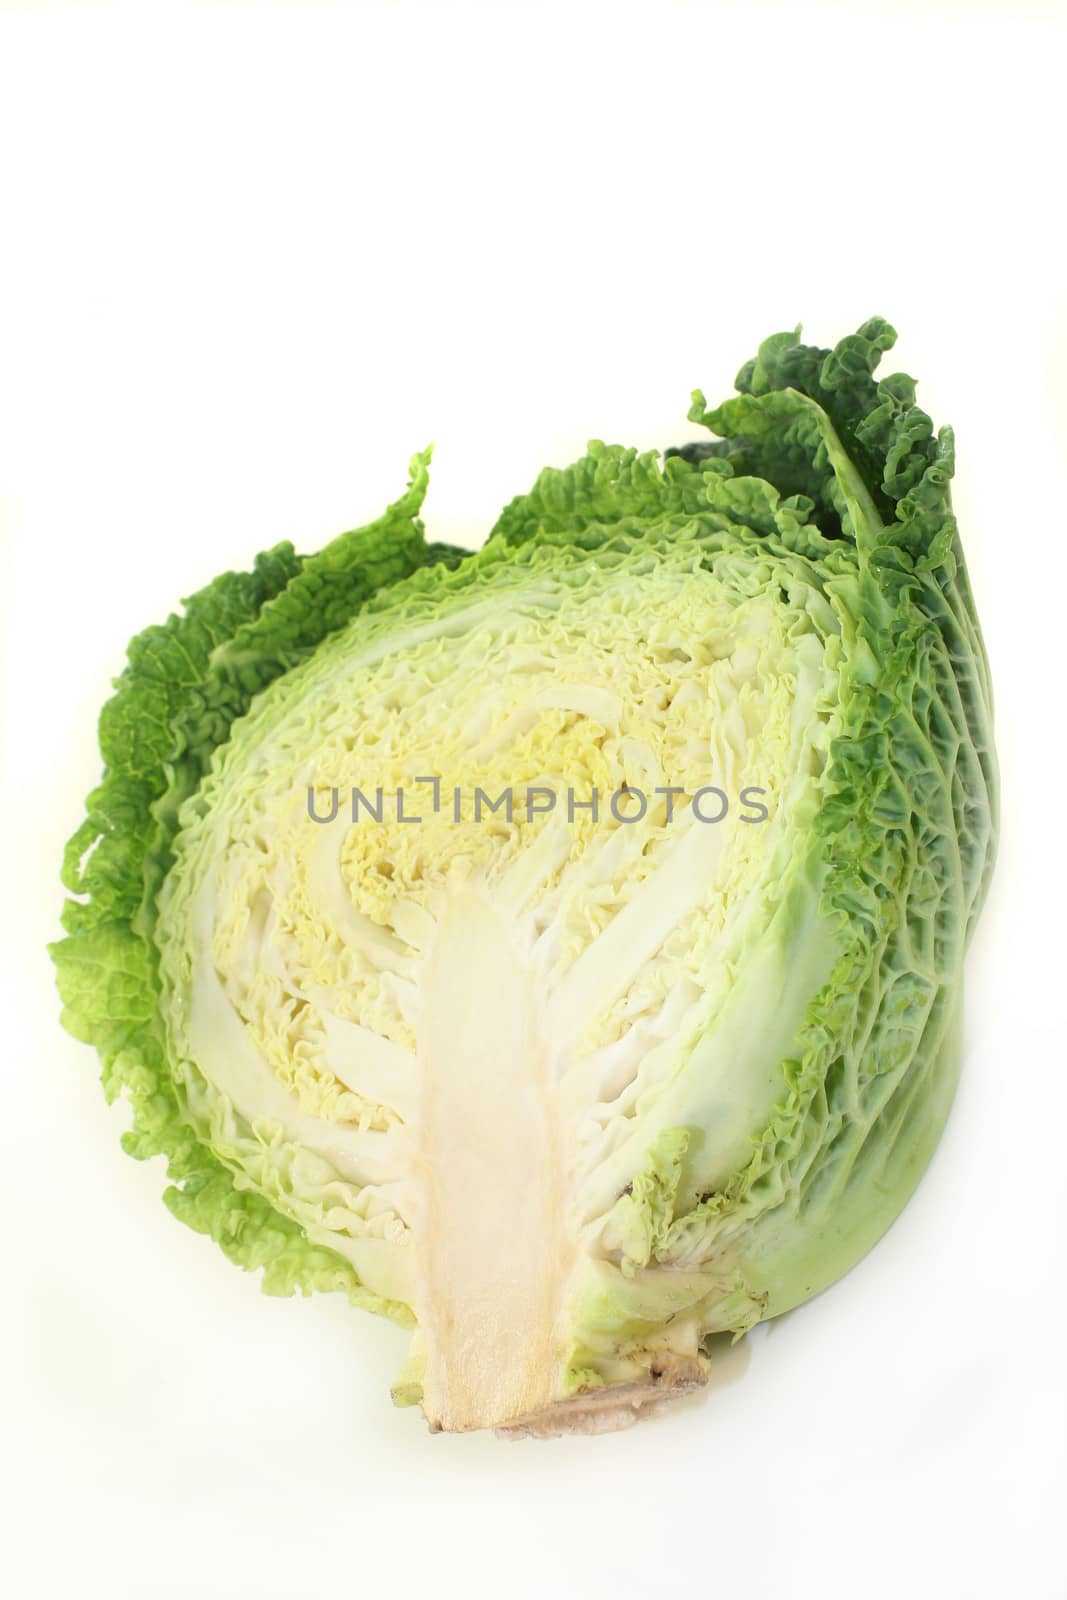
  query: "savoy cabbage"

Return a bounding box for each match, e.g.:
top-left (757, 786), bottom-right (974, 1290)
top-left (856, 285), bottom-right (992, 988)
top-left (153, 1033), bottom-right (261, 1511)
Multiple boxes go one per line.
top-left (52, 319), bottom-right (997, 1435)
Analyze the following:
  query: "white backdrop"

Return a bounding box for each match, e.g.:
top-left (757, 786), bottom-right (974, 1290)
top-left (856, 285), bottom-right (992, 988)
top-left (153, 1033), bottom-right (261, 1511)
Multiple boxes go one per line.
top-left (2, 3), bottom-right (1064, 1598)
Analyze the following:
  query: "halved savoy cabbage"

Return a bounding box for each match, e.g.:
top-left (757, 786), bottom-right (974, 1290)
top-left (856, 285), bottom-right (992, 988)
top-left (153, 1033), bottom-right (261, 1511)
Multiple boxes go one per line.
top-left (52, 320), bottom-right (996, 1435)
